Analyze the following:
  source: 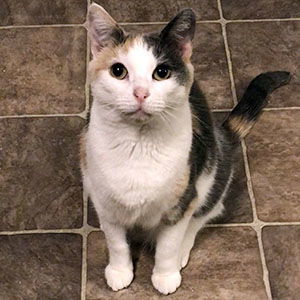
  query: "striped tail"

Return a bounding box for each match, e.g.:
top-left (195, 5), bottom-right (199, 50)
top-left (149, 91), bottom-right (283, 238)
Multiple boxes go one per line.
top-left (223, 71), bottom-right (291, 138)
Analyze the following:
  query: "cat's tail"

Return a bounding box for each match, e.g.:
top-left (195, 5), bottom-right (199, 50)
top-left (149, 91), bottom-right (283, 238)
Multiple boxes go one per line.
top-left (223, 71), bottom-right (291, 138)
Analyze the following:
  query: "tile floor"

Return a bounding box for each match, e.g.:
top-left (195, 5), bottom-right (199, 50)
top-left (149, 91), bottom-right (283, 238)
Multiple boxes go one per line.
top-left (0, 0), bottom-right (299, 299)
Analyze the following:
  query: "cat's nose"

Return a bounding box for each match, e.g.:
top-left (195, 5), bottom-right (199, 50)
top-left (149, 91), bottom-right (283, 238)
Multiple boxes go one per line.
top-left (133, 87), bottom-right (150, 103)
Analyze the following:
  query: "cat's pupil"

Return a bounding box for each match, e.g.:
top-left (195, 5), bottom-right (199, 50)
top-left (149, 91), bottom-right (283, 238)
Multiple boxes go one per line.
top-left (112, 63), bottom-right (125, 77)
top-left (157, 67), bottom-right (168, 78)
top-left (153, 65), bottom-right (171, 81)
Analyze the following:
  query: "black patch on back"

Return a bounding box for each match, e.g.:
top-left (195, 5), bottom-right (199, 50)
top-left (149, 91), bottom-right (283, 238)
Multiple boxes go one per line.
top-left (163, 82), bottom-right (220, 224)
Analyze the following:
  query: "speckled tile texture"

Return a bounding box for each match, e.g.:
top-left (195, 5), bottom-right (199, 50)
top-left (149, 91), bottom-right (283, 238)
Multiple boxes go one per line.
top-left (0, 234), bottom-right (82, 299)
top-left (227, 21), bottom-right (300, 108)
top-left (0, 27), bottom-right (86, 115)
top-left (0, 0), bottom-right (87, 25)
top-left (94, 0), bottom-right (220, 22)
top-left (0, 117), bottom-right (85, 230)
top-left (263, 226), bottom-right (300, 299)
top-left (246, 111), bottom-right (300, 221)
top-left (0, 0), bottom-right (299, 299)
top-left (86, 228), bottom-right (267, 299)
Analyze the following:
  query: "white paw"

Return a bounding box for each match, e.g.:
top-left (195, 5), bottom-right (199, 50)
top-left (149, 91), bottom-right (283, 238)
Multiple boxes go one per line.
top-left (151, 271), bottom-right (182, 295)
top-left (105, 264), bottom-right (134, 291)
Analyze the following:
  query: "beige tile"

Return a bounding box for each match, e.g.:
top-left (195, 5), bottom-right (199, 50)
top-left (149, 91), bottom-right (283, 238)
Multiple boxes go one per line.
top-left (0, 233), bottom-right (82, 299)
top-left (0, 27), bottom-right (86, 115)
top-left (221, 0), bottom-right (300, 20)
top-left (87, 227), bottom-right (267, 299)
top-left (94, 0), bottom-right (219, 22)
top-left (263, 226), bottom-right (300, 300)
top-left (0, 117), bottom-right (85, 230)
top-left (0, 0), bottom-right (87, 25)
top-left (227, 22), bottom-right (299, 108)
top-left (246, 111), bottom-right (300, 222)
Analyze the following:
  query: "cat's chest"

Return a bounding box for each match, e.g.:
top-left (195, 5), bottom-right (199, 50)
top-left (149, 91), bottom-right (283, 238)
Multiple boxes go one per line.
top-left (87, 132), bottom-right (191, 207)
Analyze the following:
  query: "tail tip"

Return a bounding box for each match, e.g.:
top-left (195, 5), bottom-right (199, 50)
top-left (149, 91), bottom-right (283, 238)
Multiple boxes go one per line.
top-left (263, 71), bottom-right (292, 88)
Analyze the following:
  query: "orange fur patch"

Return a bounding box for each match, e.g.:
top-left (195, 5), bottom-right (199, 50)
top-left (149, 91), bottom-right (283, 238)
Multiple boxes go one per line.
top-left (88, 35), bottom-right (143, 82)
top-left (174, 167), bottom-right (190, 200)
top-left (228, 115), bottom-right (254, 138)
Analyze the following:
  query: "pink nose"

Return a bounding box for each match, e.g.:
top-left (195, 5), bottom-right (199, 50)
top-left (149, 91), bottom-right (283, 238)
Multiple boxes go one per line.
top-left (133, 87), bottom-right (150, 103)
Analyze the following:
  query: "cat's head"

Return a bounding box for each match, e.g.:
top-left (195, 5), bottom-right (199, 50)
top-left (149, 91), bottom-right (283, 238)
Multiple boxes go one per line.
top-left (86, 3), bottom-right (196, 124)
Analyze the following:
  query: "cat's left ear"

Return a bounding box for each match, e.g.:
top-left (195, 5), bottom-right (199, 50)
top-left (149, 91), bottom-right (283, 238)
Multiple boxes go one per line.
top-left (160, 9), bottom-right (196, 61)
top-left (85, 3), bottom-right (125, 57)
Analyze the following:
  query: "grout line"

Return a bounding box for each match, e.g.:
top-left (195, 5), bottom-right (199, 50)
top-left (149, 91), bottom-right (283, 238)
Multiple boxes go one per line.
top-left (256, 226), bottom-right (273, 300)
top-left (80, 188), bottom-right (89, 300)
top-left (83, 21), bottom-right (91, 120)
top-left (81, 233), bottom-right (88, 300)
top-left (0, 24), bottom-right (84, 30)
top-left (217, 0), bottom-right (238, 106)
top-left (206, 223), bottom-right (252, 227)
top-left (1, 221), bottom-right (300, 236)
top-left (120, 20), bottom-right (221, 26)
top-left (0, 113), bottom-right (86, 119)
top-left (262, 106), bottom-right (300, 111)
top-left (212, 108), bottom-right (232, 113)
top-left (1, 17), bottom-right (299, 30)
top-left (226, 18), bottom-right (300, 23)
top-left (241, 140), bottom-right (259, 222)
top-left (241, 139), bottom-right (273, 299)
top-left (218, 1), bottom-right (272, 298)
top-left (0, 228), bottom-right (84, 235)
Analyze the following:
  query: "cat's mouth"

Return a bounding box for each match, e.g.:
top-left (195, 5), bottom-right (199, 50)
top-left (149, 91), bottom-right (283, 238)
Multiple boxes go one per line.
top-left (124, 108), bottom-right (152, 122)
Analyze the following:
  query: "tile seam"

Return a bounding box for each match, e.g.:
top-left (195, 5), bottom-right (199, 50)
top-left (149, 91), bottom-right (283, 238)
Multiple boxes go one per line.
top-left (0, 113), bottom-right (86, 119)
top-left (241, 139), bottom-right (273, 299)
top-left (81, 189), bottom-right (90, 300)
top-left (226, 18), bottom-right (300, 23)
top-left (1, 18), bottom-right (300, 30)
top-left (218, 1), bottom-right (272, 298)
top-left (217, 0), bottom-right (238, 106)
top-left (1, 221), bottom-right (300, 236)
top-left (83, 21), bottom-right (90, 120)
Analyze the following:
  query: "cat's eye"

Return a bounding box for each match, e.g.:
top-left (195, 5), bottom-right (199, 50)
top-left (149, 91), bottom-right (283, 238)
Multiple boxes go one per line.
top-left (153, 65), bottom-right (171, 81)
top-left (110, 63), bottom-right (128, 80)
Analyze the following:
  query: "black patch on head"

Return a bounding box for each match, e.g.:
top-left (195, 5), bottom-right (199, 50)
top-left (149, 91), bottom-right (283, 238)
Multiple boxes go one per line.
top-left (143, 33), bottom-right (189, 85)
top-left (143, 9), bottom-right (196, 85)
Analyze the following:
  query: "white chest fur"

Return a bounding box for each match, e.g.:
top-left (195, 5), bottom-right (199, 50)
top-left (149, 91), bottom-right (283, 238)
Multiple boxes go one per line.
top-left (84, 101), bottom-right (193, 227)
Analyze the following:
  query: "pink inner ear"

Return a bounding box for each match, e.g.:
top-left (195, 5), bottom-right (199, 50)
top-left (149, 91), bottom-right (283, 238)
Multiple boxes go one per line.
top-left (181, 41), bottom-right (193, 60)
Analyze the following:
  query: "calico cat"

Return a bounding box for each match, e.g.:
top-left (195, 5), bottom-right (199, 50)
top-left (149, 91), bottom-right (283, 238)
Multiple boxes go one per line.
top-left (80, 3), bottom-right (291, 295)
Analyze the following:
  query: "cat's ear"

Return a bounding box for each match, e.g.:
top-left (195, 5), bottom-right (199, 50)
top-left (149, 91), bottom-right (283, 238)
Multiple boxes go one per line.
top-left (160, 9), bottom-right (196, 60)
top-left (85, 3), bottom-right (125, 57)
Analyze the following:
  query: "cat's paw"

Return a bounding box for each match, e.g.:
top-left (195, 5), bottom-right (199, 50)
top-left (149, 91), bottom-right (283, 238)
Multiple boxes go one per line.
top-left (151, 271), bottom-right (181, 295)
top-left (105, 264), bottom-right (134, 291)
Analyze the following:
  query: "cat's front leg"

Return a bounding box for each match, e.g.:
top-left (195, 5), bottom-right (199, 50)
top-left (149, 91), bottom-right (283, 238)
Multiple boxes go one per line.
top-left (152, 215), bottom-right (191, 295)
top-left (101, 220), bottom-right (134, 291)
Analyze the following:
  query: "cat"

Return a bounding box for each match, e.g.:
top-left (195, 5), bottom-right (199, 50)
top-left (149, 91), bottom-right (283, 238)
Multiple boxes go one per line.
top-left (80, 3), bottom-right (291, 295)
